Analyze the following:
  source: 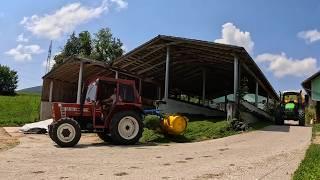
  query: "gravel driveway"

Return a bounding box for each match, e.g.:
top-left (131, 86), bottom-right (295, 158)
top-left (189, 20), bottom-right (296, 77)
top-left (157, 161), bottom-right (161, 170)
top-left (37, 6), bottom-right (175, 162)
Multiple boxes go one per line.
top-left (0, 124), bottom-right (311, 180)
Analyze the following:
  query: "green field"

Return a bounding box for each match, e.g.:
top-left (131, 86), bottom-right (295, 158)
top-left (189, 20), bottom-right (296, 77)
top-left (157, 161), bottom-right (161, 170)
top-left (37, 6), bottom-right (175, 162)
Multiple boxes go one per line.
top-left (293, 124), bottom-right (320, 180)
top-left (0, 93), bottom-right (41, 126)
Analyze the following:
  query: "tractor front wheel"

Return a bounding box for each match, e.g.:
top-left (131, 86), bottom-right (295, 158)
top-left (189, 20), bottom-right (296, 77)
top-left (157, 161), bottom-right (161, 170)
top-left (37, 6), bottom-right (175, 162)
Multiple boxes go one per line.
top-left (51, 118), bottom-right (81, 147)
top-left (110, 111), bottom-right (143, 145)
top-left (298, 110), bottom-right (305, 126)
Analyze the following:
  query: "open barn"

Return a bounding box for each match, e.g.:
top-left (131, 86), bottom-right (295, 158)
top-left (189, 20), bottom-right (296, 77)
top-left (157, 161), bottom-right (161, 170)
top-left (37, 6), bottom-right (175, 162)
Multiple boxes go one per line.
top-left (40, 35), bottom-right (278, 121)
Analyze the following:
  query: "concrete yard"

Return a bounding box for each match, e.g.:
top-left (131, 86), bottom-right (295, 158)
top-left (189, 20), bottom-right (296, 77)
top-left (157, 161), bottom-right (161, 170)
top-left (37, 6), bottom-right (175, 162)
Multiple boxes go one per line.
top-left (0, 124), bottom-right (312, 180)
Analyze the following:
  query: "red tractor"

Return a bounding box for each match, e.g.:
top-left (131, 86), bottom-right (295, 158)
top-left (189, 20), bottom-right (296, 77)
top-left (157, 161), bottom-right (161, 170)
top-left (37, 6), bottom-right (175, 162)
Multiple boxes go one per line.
top-left (48, 77), bottom-right (144, 147)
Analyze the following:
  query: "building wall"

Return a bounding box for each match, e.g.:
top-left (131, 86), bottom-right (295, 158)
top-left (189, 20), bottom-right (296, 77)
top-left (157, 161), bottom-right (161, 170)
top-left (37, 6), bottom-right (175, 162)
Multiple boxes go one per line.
top-left (40, 101), bottom-right (52, 120)
top-left (41, 79), bottom-right (78, 120)
top-left (311, 76), bottom-right (320, 101)
top-left (42, 79), bottom-right (77, 102)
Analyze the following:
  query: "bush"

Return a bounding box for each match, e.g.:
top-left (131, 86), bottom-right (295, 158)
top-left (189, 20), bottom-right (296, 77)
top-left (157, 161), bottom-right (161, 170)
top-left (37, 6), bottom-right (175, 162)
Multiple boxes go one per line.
top-left (305, 106), bottom-right (316, 124)
top-left (0, 65), bottom-right (18, 95)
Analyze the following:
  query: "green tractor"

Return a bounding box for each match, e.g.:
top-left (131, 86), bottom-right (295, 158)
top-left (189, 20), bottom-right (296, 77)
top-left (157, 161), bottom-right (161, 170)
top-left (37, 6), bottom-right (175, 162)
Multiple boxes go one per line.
top-left (275, 91), bottom-right (306, 126)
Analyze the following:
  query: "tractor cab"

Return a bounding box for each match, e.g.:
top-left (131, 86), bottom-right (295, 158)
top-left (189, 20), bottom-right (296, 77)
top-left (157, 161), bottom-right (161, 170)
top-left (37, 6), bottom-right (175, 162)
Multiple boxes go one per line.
top-left (281, 91), bottom-right (303, 113)
top-left (85, 77), bottom-right (140, 106)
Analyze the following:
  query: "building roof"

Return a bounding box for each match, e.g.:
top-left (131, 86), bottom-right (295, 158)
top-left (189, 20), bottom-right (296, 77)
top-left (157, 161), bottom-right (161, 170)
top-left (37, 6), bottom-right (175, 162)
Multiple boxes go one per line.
top-left (302, 71), bottom-right (320, 93)
top-left (42, 35), bottom-right (279, 100)
top-left (112, 35), bottom-right (279, 100)
top-left (43, 56), bottom-right (111, 84)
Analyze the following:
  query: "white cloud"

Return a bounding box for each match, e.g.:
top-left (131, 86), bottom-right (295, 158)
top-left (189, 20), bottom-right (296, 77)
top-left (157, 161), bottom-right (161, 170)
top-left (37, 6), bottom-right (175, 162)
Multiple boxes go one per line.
top-left (256, 52), bottom-right (318, 78)
top-left (5, 44), bottom-right (44, 62)
top-left (111, 0), bottom-right (128, 10)
top-left (298, 29), bottom-right (320, 43)
top-left (215, 22), bottom-right (254, 54)
top-left (16, 33), bottom-right (29, 43)
top-left (20, 1), bottom-right (109, 39)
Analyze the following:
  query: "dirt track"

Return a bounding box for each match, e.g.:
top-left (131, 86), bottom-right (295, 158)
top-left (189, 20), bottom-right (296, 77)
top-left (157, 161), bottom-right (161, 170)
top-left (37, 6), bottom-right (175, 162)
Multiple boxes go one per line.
top-left (0, 127), bottom-right (19, 152)
top-left (0, 124), bottom-right (312, 180)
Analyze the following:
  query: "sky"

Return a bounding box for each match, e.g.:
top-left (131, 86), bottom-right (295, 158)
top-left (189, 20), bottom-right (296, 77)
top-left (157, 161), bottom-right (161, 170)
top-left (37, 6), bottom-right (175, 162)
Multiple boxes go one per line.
top-left (0, 0), bottom-right (319, 92)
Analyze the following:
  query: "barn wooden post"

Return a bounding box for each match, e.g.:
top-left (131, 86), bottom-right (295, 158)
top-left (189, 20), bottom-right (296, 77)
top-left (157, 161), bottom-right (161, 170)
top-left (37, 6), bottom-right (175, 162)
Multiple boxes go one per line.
top-left (49, 80), bottom-right (53, 102)
top-left (115, 71), bottom-right (119, 79)
top-left (76, 61), bottom-right (83, 104)
top-left (158, 87), bottom-right (161, 100)
top-left (233, 55), bottom-right (240, 119)
top-left (139, 78), bottom-right (142, 95)
top-left (255, 82), bottom-right (259, 107)
top-left (164, 46), bottom-right (170, 101)
top-left (202, 68), bottom-right (206, 105)
top-left (234, 55), bottom-right (239, 102)
top-left (224, 95), bottom-right (228, 111)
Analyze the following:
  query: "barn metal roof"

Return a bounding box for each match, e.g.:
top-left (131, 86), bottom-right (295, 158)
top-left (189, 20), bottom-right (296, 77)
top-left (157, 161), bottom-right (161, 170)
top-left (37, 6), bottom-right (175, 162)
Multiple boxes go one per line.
top-left (43, 56), bottom-right (111, 84)
top-left (112, 35), bottom-right (279, 100)
top-left (302, 71), bottom-right (320, 94)
top-left (42, 35), bottom-right (279, 100)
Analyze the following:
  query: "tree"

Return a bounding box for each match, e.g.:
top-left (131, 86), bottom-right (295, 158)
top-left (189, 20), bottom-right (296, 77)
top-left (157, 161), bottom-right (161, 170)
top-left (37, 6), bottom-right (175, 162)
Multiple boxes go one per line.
top-left (0, 65), bottom-right (18, 95)
top-left (52, 53), bottom-right (65, 69)
top-left (63, 32), bottom-right (80, 57)
top-left (53, 28), bottom-right (124, 68)
top-left (92, 28), bottom-right (124, 63)
top-left (79, 31), bottom-right (92, 57)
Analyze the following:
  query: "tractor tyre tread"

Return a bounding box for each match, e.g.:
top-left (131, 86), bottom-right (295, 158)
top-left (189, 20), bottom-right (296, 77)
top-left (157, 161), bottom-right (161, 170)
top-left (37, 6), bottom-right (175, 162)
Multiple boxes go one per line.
top-left (298, 110), bottom-right (305, 126)
top-left (110, 111), bottom-right (143, 145)
top-left (51, 118), bottom-right (81, 147)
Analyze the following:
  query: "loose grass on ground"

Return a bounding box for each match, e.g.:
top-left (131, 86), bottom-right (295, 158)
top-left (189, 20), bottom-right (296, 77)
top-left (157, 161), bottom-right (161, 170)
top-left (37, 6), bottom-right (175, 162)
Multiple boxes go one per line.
top-left (293, 124), bottom-right (320, 180)
top-left (0, 127), bottom-right (19, 151)
top-left (140, 115), bottom-right (272, 143)
top-left (0, 93), bottom-right (40, 126)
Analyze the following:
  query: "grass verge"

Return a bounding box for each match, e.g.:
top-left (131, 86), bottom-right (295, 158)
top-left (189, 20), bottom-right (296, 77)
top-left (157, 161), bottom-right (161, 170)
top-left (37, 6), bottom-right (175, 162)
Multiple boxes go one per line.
top-left (0, 127), bottom-right (19, 152)
top-left (293, 124), bottom-right (320, 180)
top-left (0, 93), bottom-right (40, 126)
top-left (140, 115), bottom-right (272, 144)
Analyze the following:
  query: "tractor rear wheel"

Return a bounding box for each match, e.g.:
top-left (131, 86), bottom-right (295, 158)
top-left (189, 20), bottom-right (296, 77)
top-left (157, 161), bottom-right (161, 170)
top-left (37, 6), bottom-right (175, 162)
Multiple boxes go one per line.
top-left (97, 131), bottom-right (112, 142)
top-left (298, 110), bottom-right (305, 126)
top-left (52, 118), bottom-right (81, 147)
top-left (110, 111), bottom-right (143, 145)
top-left (48, 123), bottom-right (55, 141)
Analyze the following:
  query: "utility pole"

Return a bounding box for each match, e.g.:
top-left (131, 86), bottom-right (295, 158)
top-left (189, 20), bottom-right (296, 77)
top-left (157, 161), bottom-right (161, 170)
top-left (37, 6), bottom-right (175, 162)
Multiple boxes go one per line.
top-left (46, 40), bottom-right (52, 74)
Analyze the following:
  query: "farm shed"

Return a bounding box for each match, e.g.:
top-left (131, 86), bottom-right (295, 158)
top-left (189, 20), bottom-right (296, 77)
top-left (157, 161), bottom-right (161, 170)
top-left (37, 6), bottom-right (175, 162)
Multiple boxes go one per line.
top-left (40, 57), bottom-right (112, 120)
top-left (111, 35), bottom-right (278, 119)
top-left (40, 35), bottom-right (279, 120)
top-left (302, 71), bottom-right (320, 122)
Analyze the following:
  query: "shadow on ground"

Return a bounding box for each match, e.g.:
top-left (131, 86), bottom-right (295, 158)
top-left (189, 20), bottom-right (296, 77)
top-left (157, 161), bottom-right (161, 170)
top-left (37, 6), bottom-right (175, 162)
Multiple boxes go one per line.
top-left (260, 125), bottom-right (291, 132)
top-left (259, 120), bottom-right (310, 132)
top-left (54, 141), bottom-right (160, 149)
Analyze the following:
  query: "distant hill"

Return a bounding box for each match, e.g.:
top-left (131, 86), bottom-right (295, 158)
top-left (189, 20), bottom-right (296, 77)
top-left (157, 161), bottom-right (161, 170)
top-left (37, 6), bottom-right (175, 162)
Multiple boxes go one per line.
top-left (18, 86), bottom-right (42, 94)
